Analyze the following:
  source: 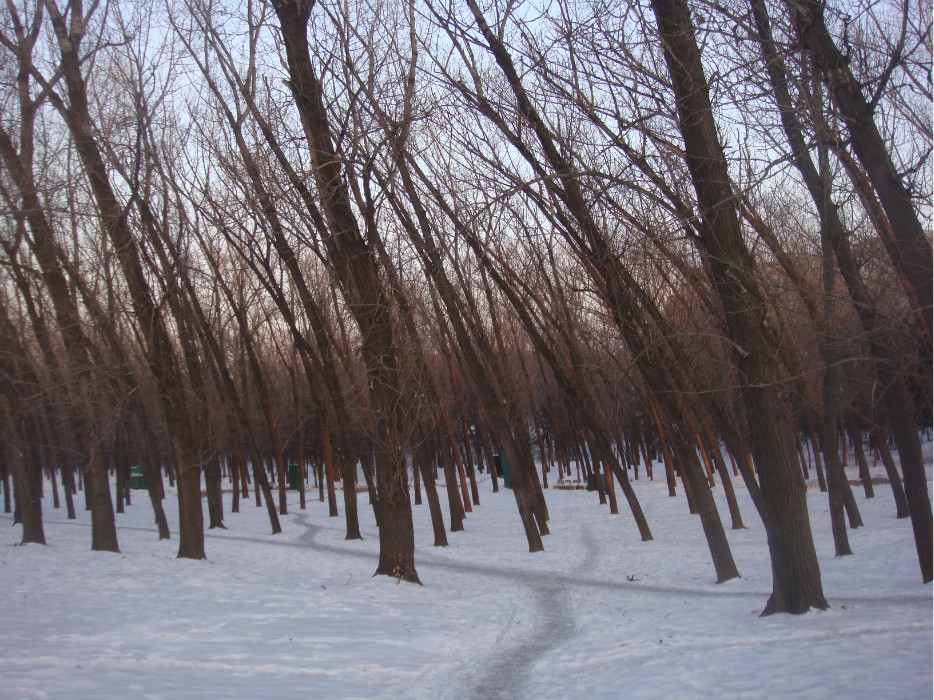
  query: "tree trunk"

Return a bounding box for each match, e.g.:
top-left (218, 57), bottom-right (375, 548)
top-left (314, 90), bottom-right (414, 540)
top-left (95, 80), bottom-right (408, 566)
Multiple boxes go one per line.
top-left (673, 440), bottom-right (739, 583)
top-left (846, 416), bottom-right (874, 499)
top-left (416, 434), bottom-right (448, 547)
top-left (786, 0), bottom-right (933, 346)
top-left (49, 466), bottom-right (60, 510)
top-left (61, 464), bottom-right (76, 520)
top-left (253, 456), bottom-right (281, 535)
top-left (341, 453), bottom-right (362, 540)
top-left (873, 430), bottom-right (910, 519)
top-left (439, 439), bottom-right (465, 532)
top-left (652, 0), bottom-right (825, 612)
top-left (2, 457), bottom-right (11, 513)
top-left (321, 423), bottom-right (339, 519)
top-left (796, 437), bottom-right (810, 480)
top-left (204, 457), bottom-right (226, 530)
top-left (274, 0), bottom-right (418, 581)
top-left (361, 452), bottom-right (380, 525)
top-left (703, 430), bottom-right (745, 530)
top-left (808, 425), bottom-right (828, 493)
top-left (462, 421), bottom-right (480, 507)
top-left (607, 457), bottom-right (653, 541)
top-left (2, 408), bottom-right (45, 545)
top-left (413, 453), bottom-right (422, 506)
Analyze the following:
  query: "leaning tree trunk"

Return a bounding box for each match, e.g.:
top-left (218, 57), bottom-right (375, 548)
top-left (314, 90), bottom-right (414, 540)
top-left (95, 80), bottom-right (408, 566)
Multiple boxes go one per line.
top-left (785, 0), bottom-right (933, 347)
top-left (438, 437), bottom-right (466, 533)
top-left (651, 0), bottom-right (826, 613)
top-left (873, 431), bottom-right (910, 519)
top-left (416, 431), bottom-right (449, 547)
top-left (273, 0), bottom-right (418, 581)
top-left (752, 0), bottom-right (931, 580)
top-left (673, 440), bottom-right (739, 583)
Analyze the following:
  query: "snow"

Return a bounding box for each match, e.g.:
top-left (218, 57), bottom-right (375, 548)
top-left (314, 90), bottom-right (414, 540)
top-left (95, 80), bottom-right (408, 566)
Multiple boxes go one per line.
top-left (2, 447), bottom-right (932, 699)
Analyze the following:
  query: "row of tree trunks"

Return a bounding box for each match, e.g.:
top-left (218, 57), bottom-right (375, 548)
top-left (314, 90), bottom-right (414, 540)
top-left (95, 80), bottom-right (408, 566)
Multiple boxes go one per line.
top-left (0, 17), bottom-right (119, 552)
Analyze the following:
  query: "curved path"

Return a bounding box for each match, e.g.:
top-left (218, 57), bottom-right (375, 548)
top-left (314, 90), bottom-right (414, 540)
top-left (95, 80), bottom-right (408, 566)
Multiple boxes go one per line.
top-left (290, 513), bottom-right (595, 699)
top-left (193, 506), bottom-right (931, 700)
top-left (451, 524), bottom-right (598, 700)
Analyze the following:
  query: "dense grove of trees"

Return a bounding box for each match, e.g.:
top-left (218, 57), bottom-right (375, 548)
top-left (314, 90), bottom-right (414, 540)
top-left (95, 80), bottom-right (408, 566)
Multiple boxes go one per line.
top-left (0, 0), bottom-right (930, 614)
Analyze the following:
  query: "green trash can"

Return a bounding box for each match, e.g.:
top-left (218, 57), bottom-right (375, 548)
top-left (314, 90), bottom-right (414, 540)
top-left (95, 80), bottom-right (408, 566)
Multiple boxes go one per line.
top-left (493, 454), bottom-right (511, 489)
top-left (288, 462), bottom-right (300, 490)
top-left (586, 473), bottom-right (605, 492)
top-left (128, 466), bottom-right (147, 490)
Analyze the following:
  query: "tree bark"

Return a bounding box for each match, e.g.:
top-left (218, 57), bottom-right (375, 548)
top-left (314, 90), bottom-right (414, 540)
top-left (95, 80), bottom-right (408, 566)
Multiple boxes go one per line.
top-left (651, 0), bottom-right (826, 612)
top-left (273, 0), bottom-right (418, 582)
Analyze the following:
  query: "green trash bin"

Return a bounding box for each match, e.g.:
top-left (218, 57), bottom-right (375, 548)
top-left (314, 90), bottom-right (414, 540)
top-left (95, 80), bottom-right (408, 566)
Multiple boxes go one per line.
top-left (586, 473), bottom-right (605, 492)
top-left (128, 466), bottom-right (147, 490)
top-left (288, 462), bottom-right (300, 490)
top-left (493, 454), bottom-right (511, 489)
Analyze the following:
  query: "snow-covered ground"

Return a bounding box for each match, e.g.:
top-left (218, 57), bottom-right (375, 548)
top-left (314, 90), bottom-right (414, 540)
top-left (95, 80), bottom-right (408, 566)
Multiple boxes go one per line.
top-left (2, 446), bottom-right (931, 699)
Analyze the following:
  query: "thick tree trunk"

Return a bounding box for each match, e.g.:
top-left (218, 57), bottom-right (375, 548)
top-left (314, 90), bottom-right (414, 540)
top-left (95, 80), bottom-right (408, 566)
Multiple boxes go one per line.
top-left (273, 0), bottom-right (417, 582)
top-left (175, 459), bottom-right (205, 559)
top-left (86, 456), bottom-right (118, 552)
top-left (652, 0), bottom-right (826, 613)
